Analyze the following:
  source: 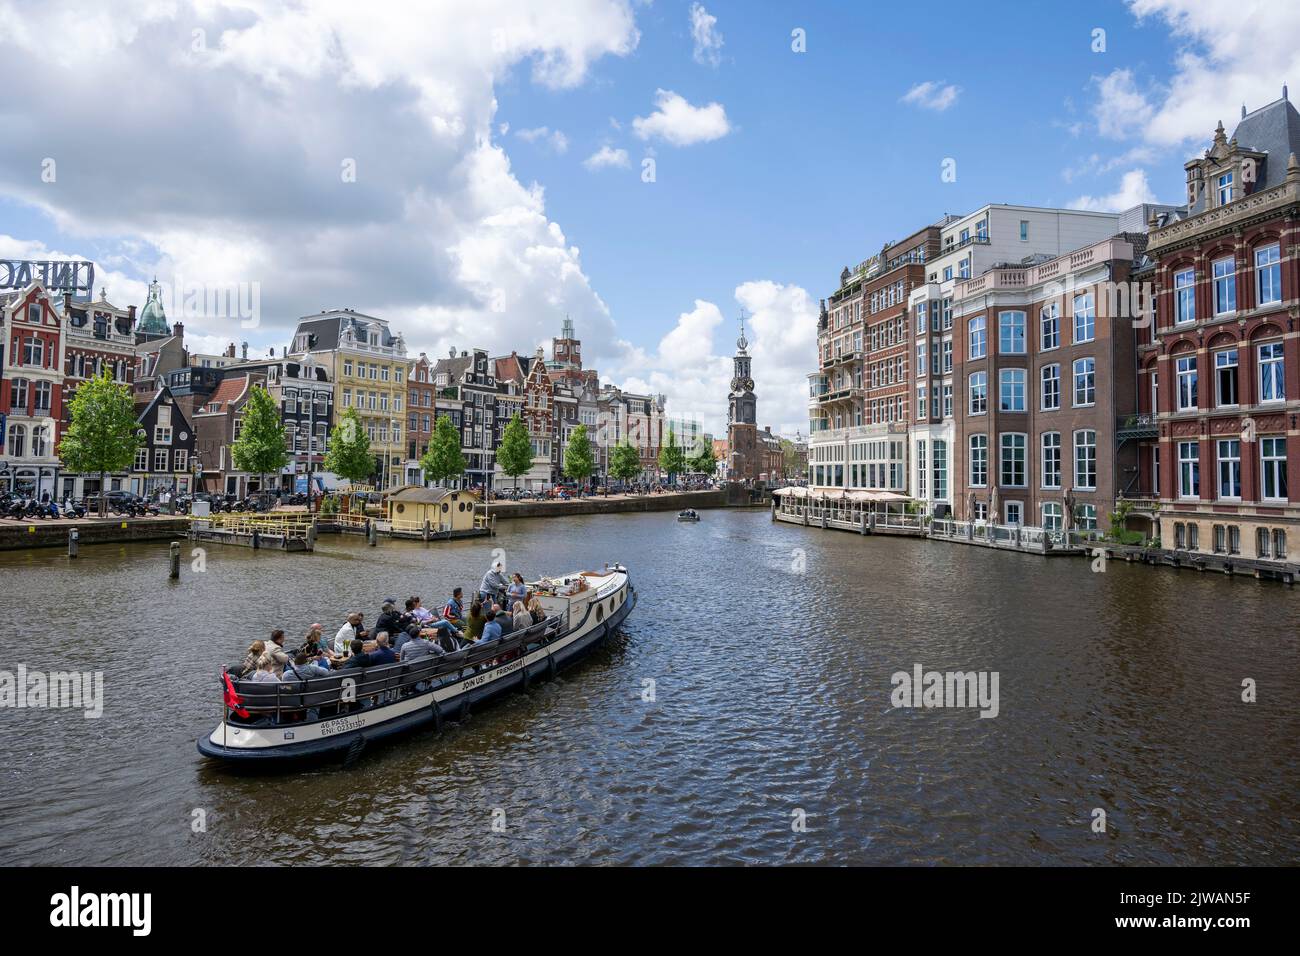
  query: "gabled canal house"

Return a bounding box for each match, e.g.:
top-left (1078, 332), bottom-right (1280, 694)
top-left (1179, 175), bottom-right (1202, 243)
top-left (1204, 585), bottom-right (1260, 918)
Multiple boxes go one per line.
top-left (1137, 91), bottom-right (1300, 562)
top-left (0, 283), bottom-right (65, 499)
top-left (132, 383), bottom-right (197, 496)
top-left (288, 309), bottom-right (410, 489)
top-left (57, 289), bottom-right (137, 499)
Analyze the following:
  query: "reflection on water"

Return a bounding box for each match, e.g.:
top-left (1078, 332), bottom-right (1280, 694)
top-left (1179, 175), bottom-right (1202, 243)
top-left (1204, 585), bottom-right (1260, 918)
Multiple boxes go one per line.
top-left (0, 509), bottom-right (1298, 865)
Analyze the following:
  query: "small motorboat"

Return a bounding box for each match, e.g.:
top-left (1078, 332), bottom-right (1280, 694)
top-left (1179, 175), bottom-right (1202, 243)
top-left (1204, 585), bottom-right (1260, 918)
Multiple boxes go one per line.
top-left (197, 564), bottom-right (635, 767)
top-left (676, 509), bottom-right (700, 522)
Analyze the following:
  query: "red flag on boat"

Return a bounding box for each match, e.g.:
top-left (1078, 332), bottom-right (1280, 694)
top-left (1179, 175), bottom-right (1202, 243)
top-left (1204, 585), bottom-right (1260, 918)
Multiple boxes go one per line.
top-left (223, 672), bottom-right (249, 718)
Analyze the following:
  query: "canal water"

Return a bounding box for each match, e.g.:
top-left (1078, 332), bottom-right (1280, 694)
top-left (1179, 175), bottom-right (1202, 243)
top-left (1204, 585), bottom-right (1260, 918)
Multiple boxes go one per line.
top-left (0, 508), bottom-right (1297, 865)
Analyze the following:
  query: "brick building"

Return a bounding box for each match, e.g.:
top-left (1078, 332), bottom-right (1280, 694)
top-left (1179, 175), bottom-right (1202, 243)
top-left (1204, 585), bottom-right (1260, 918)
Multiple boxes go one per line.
top-left (1136, 93), bottom-right (1300, 561)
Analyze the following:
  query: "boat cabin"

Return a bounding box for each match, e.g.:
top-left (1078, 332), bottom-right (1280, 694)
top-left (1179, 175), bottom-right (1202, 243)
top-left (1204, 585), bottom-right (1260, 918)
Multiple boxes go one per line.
top-left (386, 485), bottom-right (480, 533)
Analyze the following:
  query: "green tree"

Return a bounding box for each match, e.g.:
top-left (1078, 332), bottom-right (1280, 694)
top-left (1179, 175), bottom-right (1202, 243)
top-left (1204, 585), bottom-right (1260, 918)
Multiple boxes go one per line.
top-left (780, 438), bottom-right (799, 479)
top-left (58, 370), bottom-right (143, 517)
top-left (497, 413), bottom-right (534, 493)
top-left (609, 441), bottom-right (643, 485)
top-left (323, 406), bottom-right (374, 486)
top-left (231, 384), bottom-right (289, 496)
top-left (420, 414), bottom-right (466, 486)
top-left (658, 425), bottom-right (687, 484)
top-left (689, 438), bottom-right (716, 475)
top-left (563, 423), bottom-right (594, 493)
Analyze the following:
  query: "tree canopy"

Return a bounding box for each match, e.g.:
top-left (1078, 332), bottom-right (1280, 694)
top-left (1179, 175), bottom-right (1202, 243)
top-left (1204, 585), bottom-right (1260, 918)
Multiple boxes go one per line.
top-left (563, 423), bottom-right (594, 486)
top-left (231, 384), bottom-right (289, 490)
top-left (58, 371), bottom-right (142, 515)
top-left (420, 414), bottom-right (466, 485)
top-left (497, 413), bottom-right (534, 489)
top-left (323, 406), bottom-right (374, 484)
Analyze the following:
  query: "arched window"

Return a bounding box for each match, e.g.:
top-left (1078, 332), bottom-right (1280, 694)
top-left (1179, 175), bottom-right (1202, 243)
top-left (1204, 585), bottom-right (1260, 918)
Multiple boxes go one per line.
top-left (8, 423), bottom-right (26, 457)
top-left (31, 424), bottom-right (48, 458)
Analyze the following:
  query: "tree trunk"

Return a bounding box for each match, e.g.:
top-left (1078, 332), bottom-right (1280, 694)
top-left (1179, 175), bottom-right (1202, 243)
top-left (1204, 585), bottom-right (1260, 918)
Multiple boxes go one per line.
top-left (98, 470), bottom-right (107, 517)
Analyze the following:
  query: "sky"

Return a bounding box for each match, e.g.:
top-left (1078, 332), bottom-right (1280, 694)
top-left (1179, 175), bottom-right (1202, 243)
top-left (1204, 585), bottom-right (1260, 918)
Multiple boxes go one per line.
top-left (0, 0), bottom-right (1294, 436)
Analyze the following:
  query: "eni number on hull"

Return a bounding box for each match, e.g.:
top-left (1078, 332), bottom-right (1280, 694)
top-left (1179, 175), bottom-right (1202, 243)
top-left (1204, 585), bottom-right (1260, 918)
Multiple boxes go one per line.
top-left (197, 565), bottom-right (635, 766)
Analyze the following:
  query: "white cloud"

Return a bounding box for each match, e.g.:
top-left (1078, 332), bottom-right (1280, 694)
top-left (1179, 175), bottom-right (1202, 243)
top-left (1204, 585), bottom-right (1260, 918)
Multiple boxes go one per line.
top-left (583, 145), bottom-right (631, 170)
top-left (1068, 169), bottom-right (1159, 211)
top-left (632, 89), bottom-right (731, 145)
top-left (516, 126), bottom-right (569, 153)
top-left (1061, 145), bottom-right (1158, 183)
top-left (1096, 1), bottom-right (1300, 146)
top-left (689, 3), bottom-right (724, 68)
top-left (900, 81), bottom-right (960, 112)
top-left (604, 281), bottom-right (816, 436)
top-left (1091, 68), bottom-right (1156, 140)
top-left (0, 0), bottom-right (642, 373)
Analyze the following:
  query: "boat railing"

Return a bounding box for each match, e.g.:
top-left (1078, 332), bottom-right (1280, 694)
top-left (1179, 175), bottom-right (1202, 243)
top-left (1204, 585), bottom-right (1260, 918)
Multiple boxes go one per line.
top-left (225, 615), bottom-right (564, 724)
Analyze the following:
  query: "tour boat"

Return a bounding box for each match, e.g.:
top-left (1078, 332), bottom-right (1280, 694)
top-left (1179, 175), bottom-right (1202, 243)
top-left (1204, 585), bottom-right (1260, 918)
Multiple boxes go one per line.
top-left (197, 564), bottom-right (635, 766)
top-left (676, 509), bottom-right (700, 522)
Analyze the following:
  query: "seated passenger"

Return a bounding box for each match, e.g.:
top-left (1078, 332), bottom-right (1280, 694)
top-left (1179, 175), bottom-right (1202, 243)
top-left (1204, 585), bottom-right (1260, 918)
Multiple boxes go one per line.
top-left (375, 601), bottom-right (404, 640)
top-left (393, 623), bottom-right (417, 653)
top-left (284, 651), bottom-right (330, 680)
top-left (480, 610), bottom-right (502, 644)
top-left (527, 595), bottom-right (545, 625)
top-left (442, 588), bottom-right (466, 628)
top-left (512, 601), bottom-right (531, 632)
top-left (301, 624), bottom-right (337, 667)
top-left (334, 613), bottom-right (366, 655)
top-left (237, 640), bottom-right (266, 678)
top-left (465, 601), bottom-right (486, 642)
top-left (492, 603), bottom-right (514, 637)
top-left (368, 631), bottom-right (398, 665)
top-left (408, 596), bottom-right (434, 625)
top-left (249, 658), bottom-right (280, 682)
top-left (399, 632), bottom-right (445, 662)
top-left (340, 638), bottom-right (368, 670)
top-left (260, 629), bottom-right (291, 677)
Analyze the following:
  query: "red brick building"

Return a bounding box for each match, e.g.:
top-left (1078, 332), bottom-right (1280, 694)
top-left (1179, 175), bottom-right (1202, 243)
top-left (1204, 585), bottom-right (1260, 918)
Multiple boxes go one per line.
top-left (0, 283), bottom-right (65, 499)
top-left (1137, 94), bottom-right (1300, 561)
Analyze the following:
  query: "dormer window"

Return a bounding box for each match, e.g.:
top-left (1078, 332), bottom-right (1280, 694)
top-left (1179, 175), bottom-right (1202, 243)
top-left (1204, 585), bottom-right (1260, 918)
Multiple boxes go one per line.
top-left (1217, 171), bottom-right (1234, 206)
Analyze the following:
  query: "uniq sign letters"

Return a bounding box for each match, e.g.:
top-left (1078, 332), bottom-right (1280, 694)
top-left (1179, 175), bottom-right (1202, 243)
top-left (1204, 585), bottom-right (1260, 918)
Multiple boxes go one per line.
top-left (0, 259), bottom-right (94, 294)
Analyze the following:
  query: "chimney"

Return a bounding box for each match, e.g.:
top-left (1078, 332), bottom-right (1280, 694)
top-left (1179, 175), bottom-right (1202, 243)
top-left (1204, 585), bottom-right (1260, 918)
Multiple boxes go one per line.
top-left (173, 322), bottom-right (183, 343)
top-left (269, 346), bottom-right (276, 358)
top-left (63, 292), bottom-right (72, 312)
top-left (241, 341), bottom-right (248, 360)
top-left (225, 342), bottom-right (236, 358)
top-left (128, 304), bottom-right (136, 323)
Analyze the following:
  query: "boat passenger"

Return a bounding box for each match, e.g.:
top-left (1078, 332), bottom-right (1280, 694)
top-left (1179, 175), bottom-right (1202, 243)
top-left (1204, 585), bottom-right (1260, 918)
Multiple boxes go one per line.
top-left (340, 639), bottom-right (368, 670)
top-left (398, 632), bottom-right (445, 662)
top-left (480, 563), bottom-right (509, 606)
top-left (465, 601), bottom-right (486, 642)
top-left (507, 573), bottom-right (528, 608)
top-left (301, 624), bottom-right (337, 666)
top-left (334, 613), bottom-right (365, 655)
top-left (512, 601), bottom-right (531, 632)
top-left (493, 603), bottom-right (514, 637)
top-left (369, 632), bottom-right (398, 665)
top-left (408, 596), bottom-right (434, 626)
top-left (527, 595), bottom-right (545, 625)
top-left (260, 629), bottom-right (291, 677)
top-left (375, 601), bottom-right (404, 639)
top-left (284, 651), bottom-right (330, 680)
top-left (249, 658), bottom-right (279, 683)
top-left (237, 640), bottom-right (266, 678)
top-left (442, 588), bottom-right (466, 627)
top-left (480, 610), bottom-right (502, 644)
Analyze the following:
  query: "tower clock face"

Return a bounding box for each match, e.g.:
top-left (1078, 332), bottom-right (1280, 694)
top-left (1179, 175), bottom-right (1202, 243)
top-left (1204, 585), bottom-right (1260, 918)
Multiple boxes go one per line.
top-left (743, 378), bottom-right (754, 392)
top-left (730, 377), bottom-right (740, 392)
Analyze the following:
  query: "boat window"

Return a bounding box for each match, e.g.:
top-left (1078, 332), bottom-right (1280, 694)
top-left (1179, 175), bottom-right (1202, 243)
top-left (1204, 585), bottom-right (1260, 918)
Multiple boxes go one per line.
top-left (596, 604), bottom-right (605, 622)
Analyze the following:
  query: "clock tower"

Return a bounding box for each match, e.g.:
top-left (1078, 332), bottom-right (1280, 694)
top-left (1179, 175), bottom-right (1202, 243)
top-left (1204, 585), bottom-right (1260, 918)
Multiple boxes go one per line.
top-left (727, 311), bottom-right (759, 480)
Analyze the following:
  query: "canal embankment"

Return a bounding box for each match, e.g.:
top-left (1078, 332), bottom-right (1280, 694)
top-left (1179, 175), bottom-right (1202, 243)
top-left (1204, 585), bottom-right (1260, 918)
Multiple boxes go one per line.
top-left (487, 488), bottom-right (740, 519)
top-left (0, 515), bottom-right (191, 551)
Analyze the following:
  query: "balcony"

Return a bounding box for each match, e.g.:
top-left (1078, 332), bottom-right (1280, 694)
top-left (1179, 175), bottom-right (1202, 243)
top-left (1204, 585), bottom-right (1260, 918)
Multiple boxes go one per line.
top-left (816, 385), bottom-right (863, 404)
top-left (1116, 413), bottom-right (1158, 442)
top-left (821, 349), bottom-right (863, 369)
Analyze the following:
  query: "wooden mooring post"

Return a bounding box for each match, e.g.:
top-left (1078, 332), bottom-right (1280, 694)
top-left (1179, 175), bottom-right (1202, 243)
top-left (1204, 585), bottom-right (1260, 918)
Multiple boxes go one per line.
top-left (169, 541), bottom-right (181, 579)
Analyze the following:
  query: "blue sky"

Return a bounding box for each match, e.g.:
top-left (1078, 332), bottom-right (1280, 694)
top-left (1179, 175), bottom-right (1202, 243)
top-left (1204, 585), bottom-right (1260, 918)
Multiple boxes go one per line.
top-left (0, 0), bottom-right (1290, 433)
